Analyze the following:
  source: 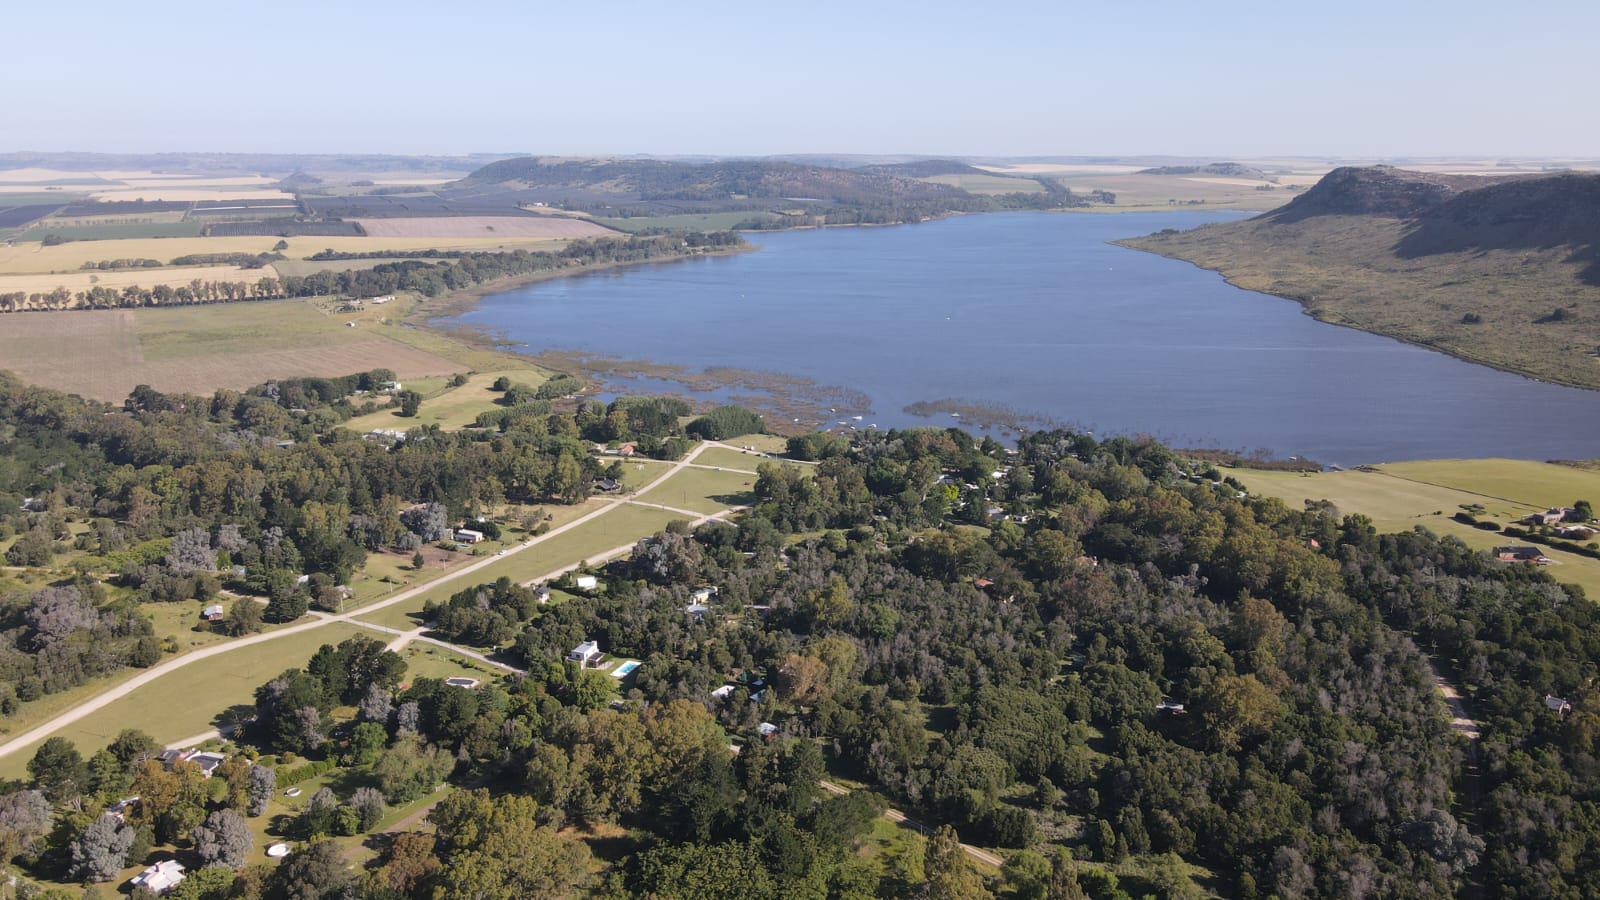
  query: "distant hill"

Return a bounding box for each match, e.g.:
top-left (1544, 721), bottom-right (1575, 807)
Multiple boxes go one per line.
top-left (856, 159), bottom-right (990, 178)
top-left (450, 156), bottom-right (1085, 223)
top-left (1136, 162), bottom-right (1275, 181)
top-left (1123, 166), bottom-right (1600, 389)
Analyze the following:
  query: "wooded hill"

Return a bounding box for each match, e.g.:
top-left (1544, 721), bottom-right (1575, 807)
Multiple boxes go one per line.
top-left (451, 156), bottom-right (1088, 223)
top-left (1124, 166), bottom-right (1600, 389)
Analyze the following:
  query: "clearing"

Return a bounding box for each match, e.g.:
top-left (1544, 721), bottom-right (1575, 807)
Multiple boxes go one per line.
top-left (635, 466), bottom-right (758, 515)
top-left (344, 367), bottom-right (552, 432)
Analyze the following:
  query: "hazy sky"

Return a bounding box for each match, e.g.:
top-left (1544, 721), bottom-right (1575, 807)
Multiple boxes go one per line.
top-left (7, 0), bottom-right (1597, 158)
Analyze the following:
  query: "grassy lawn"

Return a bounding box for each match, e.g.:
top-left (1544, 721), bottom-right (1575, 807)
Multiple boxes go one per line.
top-left (0, 623), bottom-right (367, 780)
top-left (636, 466), bottom-right (757, 514)
top-left (344, 368), bottom-right (550, 432)
top-left (615, 458), bottom-right (672, 490)
top-left (689, 446), bottom-right (770, 471)
top-left (400, 643), bottom-right (503, 685)
top-left (1237, 461), bottom-right (1600, 598)
top-left (355, 504), bottom-right (687, 631)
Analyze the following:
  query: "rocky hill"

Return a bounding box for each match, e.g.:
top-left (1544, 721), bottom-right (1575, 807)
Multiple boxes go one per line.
top-left (1123, 166), bottom-right (1600, 388)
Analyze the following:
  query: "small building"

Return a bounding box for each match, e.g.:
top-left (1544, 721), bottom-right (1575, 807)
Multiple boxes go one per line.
top-left (1557, 524), bottom-right (1597, 540)
top-left (129, 859), bottom-right (186, 895)
top-left (370, 294), bottom-right (395, 305)
top-left (685, 602), bottom-right (711, 621)
top-left (757, 722), bottom-right (779, 738)
top-left (615, 442), bottom-right (637, 457)
top-left (107, 796), bottom-right (140, 822)
top-left (454, 528), bottom-right (485, 544)
top-left (574, 574), bottom-right (599, 591)
top-left (1156, 699), bottom-right (1188, 716)
top-left (161, 748), bottom-right (226, 778)
top-left (691, 586), bottom-right (718, 604)
top-left (1495, 546), bottom-right (1549, 564)
top-left (533, 584), bottom-right (552, 604)
top-left (1545, 694), bottom-right (1572, 715)
top-left (378, 381), bottom-right (403, 394)
top-left (19, 497), bottom-right (44, 511)
top-left (201, 604), bottom-right (226, 623)
top-left (569, 640), bottom-right (603, 668)
top-left (596, 477), bottom-right (622, 493)
top-left (711, 685), bottom-right (735, 700)
top-left (1523, 508), bottom-right (1574, 527)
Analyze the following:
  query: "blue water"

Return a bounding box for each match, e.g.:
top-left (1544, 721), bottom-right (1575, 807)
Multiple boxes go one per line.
top-left (453, 211), bottom-right (1600, 465)
top-left (612, 660), bottom-right (640, 678)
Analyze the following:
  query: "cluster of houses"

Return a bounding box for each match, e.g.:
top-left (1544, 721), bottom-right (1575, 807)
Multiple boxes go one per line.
top-left (1519, 506), bottom-right (1598, 538)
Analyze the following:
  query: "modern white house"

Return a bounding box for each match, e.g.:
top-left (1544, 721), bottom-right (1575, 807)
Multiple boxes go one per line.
top-left (130, 859), bottom-right (186, 895)
top-left (691, 586), bottom-right (718, 603)
top-left (569, 640), bottom-right (603, 668)
top-left (454, 528), bottom-right (485, 544)
top-left (574, 574), bottom-right (599, 591)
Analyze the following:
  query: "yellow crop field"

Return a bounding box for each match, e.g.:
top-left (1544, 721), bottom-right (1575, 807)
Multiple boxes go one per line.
top-left (0, 264), bottom-right (276, 296)
top-left (355, 216), bottom-right (617, 238)
top-left (0, 234), bottom-right (569, 275)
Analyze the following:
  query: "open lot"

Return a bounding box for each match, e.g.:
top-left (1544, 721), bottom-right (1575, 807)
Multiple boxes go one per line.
top-left (0, 300), bottom-right (462, 401)
top-left (0, 234), bottom-right (571, 275)
top-left (355, 215), bottom-right (616, 238)
top-left (1055, 172), bottom-right (1294, 210)
top-left (0, 623), bottom-right (368, 780)
top-left (923, 172), bottom-right (1043, 194)
top-left (1236, 459), bottom-right (1600, 597)
top-left (637, 466), bottom-right (757, 514)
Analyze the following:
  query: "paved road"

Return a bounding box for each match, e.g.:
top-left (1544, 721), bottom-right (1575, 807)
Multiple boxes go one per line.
top-left (0, 441), bottom-right (722, 763)
top-left (818, 780), bottom-right (1004, 868)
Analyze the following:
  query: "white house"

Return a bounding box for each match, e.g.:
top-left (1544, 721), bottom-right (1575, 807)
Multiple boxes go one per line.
top-left (569, 640), bottom-right (603, 668)
top-left (574, 574), bottom-right (598, 591)
top-left (369, 295), bottom-right (395, 305)
top-left (454, 528), bottom-right (485, 544)
top-left (130, 859), bottom-right (186, 895)
top-left (757, 722), bottom-right (778, 738)
top-left (685, 602), bottom-right (711, 621)
top-left (533, 584), bottom-right (552, 604)
top-left (711, 685), bottom-right (735, 700)
top-left (201, 604), bottom-right (225, 622)
top-left (691, 586), bottom-right (718, 604)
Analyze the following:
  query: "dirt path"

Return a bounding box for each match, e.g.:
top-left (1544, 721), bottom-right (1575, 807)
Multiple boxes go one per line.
top-left (818, 780), bottom-right (1004, 868)
top-left (1427, 658), bottom-right (1482, 740)
top-left (0, 441), bottom-right (721, 763)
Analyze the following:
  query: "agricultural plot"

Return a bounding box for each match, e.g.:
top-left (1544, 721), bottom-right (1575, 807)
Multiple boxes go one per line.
top-left (922, 172), bottom-right (1044, 194)
top-left (17, 221), bottom-right (206, 241)
top-left (597, 211), bottom-right (777, 233)
top-left (0, 623), bottom-right (369, 780)
top-left (0, 263), bottom-right (275, 296)
top-left (355, 216), bottom-right (616, 238)
top-left (0, 301), bottom-right (460, 401)
top-left (0, 234), bottom-right (569, 274)
top-left (636, 466), bottom-right (757, 514)
top-left (1053, 172), bottom-right (1293, 210)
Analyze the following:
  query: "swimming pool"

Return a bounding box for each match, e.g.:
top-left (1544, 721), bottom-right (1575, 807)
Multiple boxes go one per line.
top-left (612, 660), bottom-right (640, 678)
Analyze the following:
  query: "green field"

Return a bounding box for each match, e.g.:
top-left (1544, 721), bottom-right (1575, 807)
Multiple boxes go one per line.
top-left (0, 623), bottom-right (368, 779)
top-left (1236, 459), bottom-right (1600, 597)
top-left (356, 504), bottom-right (687, 630)
top-left (923, 172), bottom-right (1043, 195)
top-left (615, 457), bottom-right (672, 490)
top-left (19, 221), bottom-right (206, 241)
top-left (637, 466), bottom-right (758, 514)
top-left (344, 367), bottom-right (550, 432)
top-left (596, 212), bottom-right (777, 232)
top-left (400, 643), bottom-right (503, 685)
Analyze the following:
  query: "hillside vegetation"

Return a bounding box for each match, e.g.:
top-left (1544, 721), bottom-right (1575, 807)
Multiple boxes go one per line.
top-left (1123, 166), bottom-right (1600, 388)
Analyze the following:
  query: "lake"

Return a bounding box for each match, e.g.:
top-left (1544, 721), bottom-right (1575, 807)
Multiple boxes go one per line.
top-left (451, 211), bottom-right (1600, 465)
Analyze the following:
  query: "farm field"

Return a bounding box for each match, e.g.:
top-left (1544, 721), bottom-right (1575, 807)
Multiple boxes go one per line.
top-left (923, 172), bottom-right (1043, 194)
top-left (0, 234), bottom-right (570, 275)
top-left (597, 211), bottom-right (777, 232)
top-left (0, 262), bottom-right (275, 296)
top-left (1054, 172), bottom-right (1294, 210)
top-left (344, 367), bottom-right (552, 432)
top-left (354, 215), bottom-right (617, 238)
top-left (1236, 461), bottom-right (1600, 597)
top-left (18, 221), bottom-right (206, 241)
top-left (636, 465), bottom-right (757, 514)
top-left (0, 623), bottom-right (368, 780)
top-left (0, 299), bottom-right (462, 401)
top-left (356, 504), bottom-right (686, 631)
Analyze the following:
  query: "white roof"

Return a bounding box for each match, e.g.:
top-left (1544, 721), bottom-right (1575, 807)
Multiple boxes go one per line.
top-left (757, 722), bottom-right (778, 736)
top-left (132, 859), bottom-right (186, 892)
top-left (572, 640), bottom-right (600, 656)
top-left (711, 685), bottom-right (735, 699)
top-left (575, 574), bottom-right (598, 588)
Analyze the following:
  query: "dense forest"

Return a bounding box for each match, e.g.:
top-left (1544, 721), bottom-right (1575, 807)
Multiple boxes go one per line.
top-left (3, 373), bottom-right (1598, 897)
top-left (0, 233), bottom-right (742, 313)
